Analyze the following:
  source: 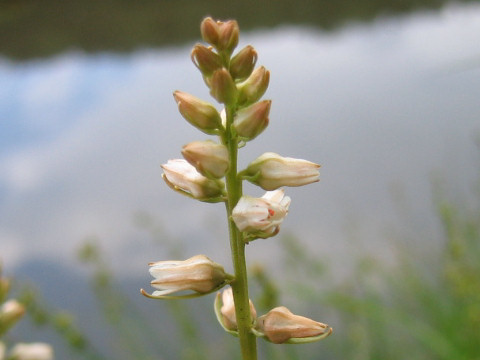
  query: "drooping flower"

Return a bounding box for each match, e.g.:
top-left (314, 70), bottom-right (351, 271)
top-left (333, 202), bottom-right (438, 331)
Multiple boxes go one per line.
top-left (255, 306), bottom-right (332, 344)
top-left (161, 159), bottom-right (225, 201)
top-left (218, 287), bottom-right (257, 331)
top-left (232, 189), bottom-right (291, 239)
top-left (143, 255), bottom-right (232, 298)
top-left (241, 152), bottom-right (320, 190)
top-left (182, 140), bottom-right (229, 179)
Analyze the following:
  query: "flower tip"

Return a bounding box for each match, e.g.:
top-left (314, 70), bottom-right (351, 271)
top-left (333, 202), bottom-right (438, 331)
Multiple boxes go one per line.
top-left (172, 90), bottom-right (182, 102)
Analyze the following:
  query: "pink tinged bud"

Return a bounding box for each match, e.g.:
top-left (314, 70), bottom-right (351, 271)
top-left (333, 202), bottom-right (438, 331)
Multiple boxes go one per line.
top-left (232, 189), bottom-right (291, 239)
top-left (229, 45), bottom-right (257, 81)
top-left (173, 91), bottom-right (222, 135)
top-left (0, 299), bottom-right (25, 335)
top-left (237, 66), bottom-right (270, 106)
top-left (148, 255), bottom-right (229, 297)
top-left (210, 68), bottom-right (237, 105)
top-left (219, 287), bottom-right (257, 331)
top-left (161, 159), bottom-right (225, 201)
top-left (200, 18), bottom-right (239, 55)
top-left (256, 306), bottom-right (332, 344)
top-left (191, 44), bottom-right (223, 77)
top-left (233, 100), bottom-right (271, 141)
top-left (243, 152), bottom-right (320, 191)
top-left (182, 140), bottom-right (229, 179)
top-left (8, 343), bottom-right (54, 360)
top-left (218, 20), bottom-right (239, 55)
top-left (200, 17), bottom-right (220, 46)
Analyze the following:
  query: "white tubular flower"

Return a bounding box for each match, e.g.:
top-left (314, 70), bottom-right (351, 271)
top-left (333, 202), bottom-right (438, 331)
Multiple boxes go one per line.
top-left (145, 255), bottom-right (231, 298)
top-left (162, 159), bottom-right (225, 201)
top-left (232, 189), bottom-right (291, 239)
top-left (242, 152), bottom-right (320, 190)
top-left (182, 140), bottom-right (229, 179)
top-left (9, 343), bottom-right (54, 360)
top-left (255, 306), bottom-right (332, 344)
top-left (219, 287), bottom-right (257, 331)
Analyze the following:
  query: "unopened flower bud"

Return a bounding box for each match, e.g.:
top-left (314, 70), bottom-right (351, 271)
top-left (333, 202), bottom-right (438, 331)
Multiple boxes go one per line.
top-left (0, 300), bottom-right (25, 336)
top-left (230, 45), bottom-right (257, 81)
top-left (162, 159), bottom-right (225, 201)
top-left (232, 189), bottom-right (291, 239)
top-left (173, 91), bottom-right (222, 135)
top-left (219, 287), bottom-right (257, 331)
top-left (200, 17), bottom-right (220, 47)
top-left (8, 342), bottom-right (54, 360)
top-left (191, 44), bottom-right (223, 77)
top-left (237, 66), bottom-right (270, 106)
top-left (210, 68), bottom-right (237, 105)
top-left (182, 140), bottom-right (229, 179)
top-left (200, 17), bottom-right (239, 55)
top-left (242, 152), bottom-right (320, 190)
top-left (146, 255), bottom-right (230, 297)
top-left (256, 306), bottom-right (332, 344)
top-left (218, 20), bottom-right (239, 55)
top-left (233, 100), bottom-right (271, 141)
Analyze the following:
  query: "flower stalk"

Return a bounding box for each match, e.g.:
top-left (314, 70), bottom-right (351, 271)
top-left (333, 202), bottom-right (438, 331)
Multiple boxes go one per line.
top-left (222, 104), bottom-right (258, 360)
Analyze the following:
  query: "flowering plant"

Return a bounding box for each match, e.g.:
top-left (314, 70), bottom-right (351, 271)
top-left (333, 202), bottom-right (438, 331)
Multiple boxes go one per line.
top-left (141, 17), bottom-right (332, 360)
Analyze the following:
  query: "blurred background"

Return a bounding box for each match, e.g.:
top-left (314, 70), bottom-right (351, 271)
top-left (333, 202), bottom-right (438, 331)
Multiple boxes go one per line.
top-left (1, 1), bottom-right (479, 359)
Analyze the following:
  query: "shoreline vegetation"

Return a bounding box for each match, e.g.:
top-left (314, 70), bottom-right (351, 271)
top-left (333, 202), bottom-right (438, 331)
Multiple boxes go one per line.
top-left (0, 0), bottom-right (476, 60)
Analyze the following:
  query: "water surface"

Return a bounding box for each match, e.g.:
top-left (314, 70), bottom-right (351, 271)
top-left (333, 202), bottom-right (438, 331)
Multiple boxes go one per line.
top-left (1, 3), bottom-right (479, 277)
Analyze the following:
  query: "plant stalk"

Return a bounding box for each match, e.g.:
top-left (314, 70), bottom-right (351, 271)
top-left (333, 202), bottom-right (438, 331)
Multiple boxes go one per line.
top-left (223, 105), bottom-right (258, 360)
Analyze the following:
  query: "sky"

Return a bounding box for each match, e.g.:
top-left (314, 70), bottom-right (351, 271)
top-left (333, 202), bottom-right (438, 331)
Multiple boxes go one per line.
top-left (1, 3), bottom-right (479, 278)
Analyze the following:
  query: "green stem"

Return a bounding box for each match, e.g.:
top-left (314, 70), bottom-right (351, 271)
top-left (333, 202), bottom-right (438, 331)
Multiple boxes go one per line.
top-left (223, 105), bottom-right (258, 360)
